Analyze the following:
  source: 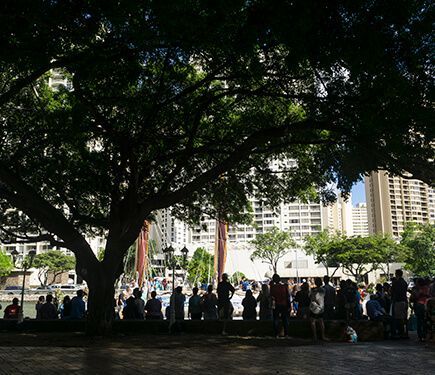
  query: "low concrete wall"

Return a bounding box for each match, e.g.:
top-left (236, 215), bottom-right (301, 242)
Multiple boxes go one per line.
top-left (0, 319), bottom-right (384, 341)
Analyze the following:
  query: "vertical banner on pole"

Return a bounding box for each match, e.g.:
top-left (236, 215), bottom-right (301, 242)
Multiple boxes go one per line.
top-left (136, 220), bottom-right (150, 287)
top-left (214, 220), bottom-right (228, 282)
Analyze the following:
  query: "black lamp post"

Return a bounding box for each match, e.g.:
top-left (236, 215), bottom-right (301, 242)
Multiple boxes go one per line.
top-left (162, 245), bottom-right (176, 328)
top-left (180, 246), bottom-right (189, 282)
top-left (15, 249), bottom-right (36, 322)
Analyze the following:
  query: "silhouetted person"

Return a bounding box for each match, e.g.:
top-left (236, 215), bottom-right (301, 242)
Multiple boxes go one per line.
top-left (60, 295), bottom-right (72, 319)
top-left (189, 287), bottom-right (202, 320)
top-left (270, 274), bottom-right (290, 337)
top-left (3, 298), bottom-right (19, 319)
top-left (391, 269), bottom-right (408, 338)
top-left (170, 286), bottom-right (185, 320)
top-left (201, 285), bottom-right (218, 320)
top-left (217, 273), bottom-right (235, 321)
top-left (70, 290), bottom-right (86, 319)
top-left (335, 280), bottom-right (347, 319)
top-left (310, 277), bottom-right (328, 342)
top-left (323, 276), bottom-right (336, 319)
top-left (295, 282), bottom-right (310, 319)
top-left (145, 291), bottom-right (163, 320)
top-left (133, 288), bottom-right (145, 320)
top-left (35, 296), bottom-right (45, 320)
top-left (257, 284), bottom-right (272, 320)
top-left (344, 279), bottom-right (357, 321)
top-left (40, 294), bottom-right (58, 320)
top-left (242, 290), bottom-right (257, 320)
top-left (123, 296), bottom-right (138, 319)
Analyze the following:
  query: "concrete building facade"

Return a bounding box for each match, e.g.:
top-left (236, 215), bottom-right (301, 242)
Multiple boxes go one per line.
top-left (365, 171), bottom-right (435, 237)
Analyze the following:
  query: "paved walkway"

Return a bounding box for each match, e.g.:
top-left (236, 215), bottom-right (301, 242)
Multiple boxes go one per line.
top-left (0, 337), bottom-right (433, 374)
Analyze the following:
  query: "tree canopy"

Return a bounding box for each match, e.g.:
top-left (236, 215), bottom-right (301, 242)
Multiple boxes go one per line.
top-left (0, 249), bottom-right (13, 277)
top-left (32, 250), bottom-right (76, 286)
top-left (401, 223), bottom-right (435, 277)
top-left (250, 227), bottom-right (296, 274)
top-left (186, 247), bottom-right (214, 285)
top-left (304, 230), bottom-right (342, 276)
top-left (305, 231), bottom-right (404, 281)
top-left (0, 1), bottom-right (433, 332)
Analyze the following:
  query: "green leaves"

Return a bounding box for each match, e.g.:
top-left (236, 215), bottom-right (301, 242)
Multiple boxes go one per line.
top-left (0, 249), bottom-right (13, 277)
top-left (250, 227), bottom-right (296, 273)
top-left (304, 231), bottom-right (405, 280)
top-left (32, 250), bottom-right (75, 286)
top-left (186, 247), bottom-right (214, 285)
top-left (401, 223), bottom-right (435, 277)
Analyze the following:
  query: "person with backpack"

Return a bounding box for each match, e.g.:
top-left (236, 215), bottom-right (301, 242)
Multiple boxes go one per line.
top-left (310, 277), bottom-right (328, 342)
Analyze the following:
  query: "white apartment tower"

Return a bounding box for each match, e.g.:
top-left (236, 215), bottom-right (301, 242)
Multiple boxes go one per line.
top-left (365, 171), bottom-right (435, 237)
top-left (352, 203), bottom-right (369, 236)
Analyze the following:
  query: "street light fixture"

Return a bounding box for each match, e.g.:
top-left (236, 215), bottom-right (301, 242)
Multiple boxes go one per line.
top-left (180, 246), bottom-right (189, 265)
top-left (162, 245), bottom-right (177, 330)
top-left (18, 249), bottom-right (36, 323)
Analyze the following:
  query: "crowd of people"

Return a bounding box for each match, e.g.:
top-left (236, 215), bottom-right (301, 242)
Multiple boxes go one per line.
top-left (2, 290), bottom-right (86, 320)
top-left (2, 269), bottom-right (435, 342)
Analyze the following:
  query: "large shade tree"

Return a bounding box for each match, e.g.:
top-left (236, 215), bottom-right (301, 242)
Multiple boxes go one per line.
top-left (0, 1), bottom-right (433, 333)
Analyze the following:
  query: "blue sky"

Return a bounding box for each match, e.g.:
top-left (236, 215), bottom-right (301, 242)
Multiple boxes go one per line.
top-left (351, 181), bottom-right (366, 206)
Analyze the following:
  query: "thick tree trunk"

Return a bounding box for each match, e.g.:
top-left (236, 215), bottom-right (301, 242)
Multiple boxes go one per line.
top-left (86, 273), bottom-right (117, 336)
top-left (74, 246), bottom-right (120, 336)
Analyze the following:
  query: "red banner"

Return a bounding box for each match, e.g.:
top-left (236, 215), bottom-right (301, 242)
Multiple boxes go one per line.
top-left (214, 220), bottom-right (228, 281)
top-left (136, 220), bottom-right (150, 287)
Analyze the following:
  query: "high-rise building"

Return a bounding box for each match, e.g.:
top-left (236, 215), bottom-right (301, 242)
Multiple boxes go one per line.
top-left (352, 203), bottom-right (369, 236)
top-left (322, 194), bottom-right (353, 235)
top-left (365, 171), bottom-right (435, 237)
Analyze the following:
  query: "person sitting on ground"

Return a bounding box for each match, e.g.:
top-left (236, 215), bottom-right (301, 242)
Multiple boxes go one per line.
top-left (366, 294), bottom-right (387, 320)
top-left (188, 287), bottom-right (202, 320)
top-left (145, 291), bottom-right (163, 320)
top-left (35, 296), bottom-right (45, 320)
top-left (375, 283), bottom-right (387, 310)
top-left (201, 285), bottom-right (219, 320)
top-left (59, 295), bottom-right (72, 319)
top-left (70, 290), bottom-right (86, 320)
top-left (257, 283), bottom-right (272, 320)
top-left (133, 288), bottom-right (145, 320)
top-left (39, 294), bottom-right (58, 320)
top-left (123, 295), bottom-right (139, 319)
top-left (295, 282), bottom-right (310, 319)
top-left (242, 289), bottom-right (257, 320)
top-left (310, 277), bottom-right (328, 342)
top-left (3, 297), bottom-right (20, 320)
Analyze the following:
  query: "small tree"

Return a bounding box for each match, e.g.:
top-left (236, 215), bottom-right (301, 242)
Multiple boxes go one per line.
top-left (32, 250), bottom-right (75, 286)
top-left (230, 271), bottom-right (246, 284)
top-left (250, 227), bottom-right (296, 274)
top-left (401, 223), bottom-right (435, 277)
top-left (333, 236), bottom-right (386, 282)
top-left (0, 249), bottom-right (13, 277)
top-left (187, 248), bottom-right (214, 285)
top-left (304, 230), bottom-right (342, 277)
